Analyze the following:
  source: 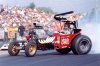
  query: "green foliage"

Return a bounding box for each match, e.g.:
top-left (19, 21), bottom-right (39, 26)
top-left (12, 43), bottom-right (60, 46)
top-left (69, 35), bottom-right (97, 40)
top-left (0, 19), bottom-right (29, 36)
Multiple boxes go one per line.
top-left (28, 3), bottom-right (35, 9)
top-left (27, 2), bottom-right (55, 14)
top-left (37, 7), bottom-right (54, 14)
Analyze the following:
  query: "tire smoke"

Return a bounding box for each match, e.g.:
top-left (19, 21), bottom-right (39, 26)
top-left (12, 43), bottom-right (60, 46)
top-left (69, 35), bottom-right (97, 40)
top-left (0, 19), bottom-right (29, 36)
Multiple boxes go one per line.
top-left (80, 22), bottom-right (100, 54)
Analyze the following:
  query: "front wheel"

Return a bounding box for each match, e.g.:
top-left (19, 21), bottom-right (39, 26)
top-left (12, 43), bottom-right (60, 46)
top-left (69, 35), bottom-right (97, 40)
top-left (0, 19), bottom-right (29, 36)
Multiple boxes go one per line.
top-left (71, 35), bottom-right (92, 55)
top-left (25, 41), bottom-right (37, 57)
top-left (8, 42), bottom-right (20, 56)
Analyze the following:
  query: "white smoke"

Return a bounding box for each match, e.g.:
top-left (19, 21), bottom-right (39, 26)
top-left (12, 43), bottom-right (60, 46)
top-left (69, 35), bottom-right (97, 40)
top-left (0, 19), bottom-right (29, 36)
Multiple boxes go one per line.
top-left (80, 23), bottom-right (100, 54)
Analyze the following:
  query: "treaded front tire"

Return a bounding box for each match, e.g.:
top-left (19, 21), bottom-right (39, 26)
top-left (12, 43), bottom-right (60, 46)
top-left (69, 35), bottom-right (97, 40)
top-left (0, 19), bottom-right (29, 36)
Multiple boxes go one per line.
top-left (25, 41), bottom-right (37, 57)
top-left (8, 42), bottom-right (20, 56)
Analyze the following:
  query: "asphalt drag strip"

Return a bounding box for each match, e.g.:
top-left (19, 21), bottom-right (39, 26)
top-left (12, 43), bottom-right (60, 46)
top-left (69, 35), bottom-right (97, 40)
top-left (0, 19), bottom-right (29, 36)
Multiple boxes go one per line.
top-left (0, 50), bottom-right (100, 66)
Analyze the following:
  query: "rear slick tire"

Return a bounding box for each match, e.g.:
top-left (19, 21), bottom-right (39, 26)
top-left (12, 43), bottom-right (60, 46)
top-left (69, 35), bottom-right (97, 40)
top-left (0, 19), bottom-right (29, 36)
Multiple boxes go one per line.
top-left (71, 35), bottom-right (92, 55)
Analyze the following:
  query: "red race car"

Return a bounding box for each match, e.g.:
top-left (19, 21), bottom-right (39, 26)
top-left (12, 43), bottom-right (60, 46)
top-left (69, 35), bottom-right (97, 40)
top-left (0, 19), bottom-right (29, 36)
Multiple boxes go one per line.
top-left (8, 11), bottom-right (92, 57)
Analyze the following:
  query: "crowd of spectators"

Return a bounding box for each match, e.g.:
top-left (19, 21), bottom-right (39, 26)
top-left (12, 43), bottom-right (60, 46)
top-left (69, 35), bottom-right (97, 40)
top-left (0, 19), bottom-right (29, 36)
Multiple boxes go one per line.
top-left (0, 5), bottom-right (62, 40)
top-left (0, 5), bottom-right (55, 31)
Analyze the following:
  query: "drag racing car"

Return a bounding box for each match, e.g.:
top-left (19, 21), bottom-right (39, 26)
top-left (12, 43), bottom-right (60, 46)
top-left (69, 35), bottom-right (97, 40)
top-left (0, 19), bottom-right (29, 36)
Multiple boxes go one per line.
top-left (8, 11), bottom-right (92, 57)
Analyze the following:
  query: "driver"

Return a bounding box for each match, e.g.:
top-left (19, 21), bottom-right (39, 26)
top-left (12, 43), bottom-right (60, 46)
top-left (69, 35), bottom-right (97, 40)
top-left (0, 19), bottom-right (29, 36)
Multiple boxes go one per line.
top-left (60, 23), bottom-right (71, 34)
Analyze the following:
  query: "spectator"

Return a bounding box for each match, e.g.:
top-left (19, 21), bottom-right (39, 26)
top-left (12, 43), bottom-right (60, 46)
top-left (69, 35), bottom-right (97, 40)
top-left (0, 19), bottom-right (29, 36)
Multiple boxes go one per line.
top-left (18, 24), bottom-right (25, 37)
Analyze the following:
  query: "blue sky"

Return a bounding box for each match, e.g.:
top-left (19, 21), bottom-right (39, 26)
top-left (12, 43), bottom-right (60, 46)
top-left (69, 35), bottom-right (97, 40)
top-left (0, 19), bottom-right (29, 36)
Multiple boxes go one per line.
top-left (0, 0), bottom-right (98, 13)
